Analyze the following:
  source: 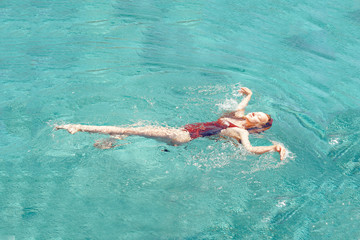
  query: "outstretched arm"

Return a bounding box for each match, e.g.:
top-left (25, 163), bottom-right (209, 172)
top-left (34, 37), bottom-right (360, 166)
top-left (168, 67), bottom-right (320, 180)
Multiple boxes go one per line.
top-left (234, 87), bottom-right (252, 117)
top-left (221, 128), bottom-right (286, 160)
top-left (238, 129), bottom-right (286, 160)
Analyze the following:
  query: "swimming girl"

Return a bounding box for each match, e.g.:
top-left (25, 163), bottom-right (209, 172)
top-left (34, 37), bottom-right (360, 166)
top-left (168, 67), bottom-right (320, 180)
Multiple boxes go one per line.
top-left (55, 87), bottom-right (286, 160)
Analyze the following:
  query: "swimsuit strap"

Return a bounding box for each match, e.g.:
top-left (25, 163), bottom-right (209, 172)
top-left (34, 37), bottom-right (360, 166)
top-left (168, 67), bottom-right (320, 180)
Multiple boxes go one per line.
top-left (227, 121), bottom-right (240, 128)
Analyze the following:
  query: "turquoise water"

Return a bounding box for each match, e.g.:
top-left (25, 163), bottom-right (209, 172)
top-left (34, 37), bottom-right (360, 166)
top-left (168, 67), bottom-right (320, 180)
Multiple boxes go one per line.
top-left (1, 0), bottom-right (360, 239)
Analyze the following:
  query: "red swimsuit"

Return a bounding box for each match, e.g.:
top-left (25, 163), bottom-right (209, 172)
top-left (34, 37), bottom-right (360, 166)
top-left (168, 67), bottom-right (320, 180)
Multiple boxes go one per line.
top-left (183, 119), bottom-right (239, 139)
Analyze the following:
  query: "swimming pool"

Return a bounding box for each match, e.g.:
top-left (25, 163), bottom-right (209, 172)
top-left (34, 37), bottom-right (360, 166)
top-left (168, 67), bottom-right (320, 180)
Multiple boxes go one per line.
top-left (1, 0), bottom-right (359, 239)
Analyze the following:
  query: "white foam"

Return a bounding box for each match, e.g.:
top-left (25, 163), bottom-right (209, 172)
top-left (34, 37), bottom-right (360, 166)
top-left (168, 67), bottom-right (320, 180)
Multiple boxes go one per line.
top-left (216, 98), bottom-right (238, 111)
top-left (329, 137), bottom-right (340, 145)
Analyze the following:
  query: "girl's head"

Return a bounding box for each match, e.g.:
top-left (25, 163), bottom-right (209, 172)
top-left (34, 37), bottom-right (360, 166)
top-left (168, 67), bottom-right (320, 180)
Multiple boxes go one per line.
top-left (245, 112), bottom-right (273, 133)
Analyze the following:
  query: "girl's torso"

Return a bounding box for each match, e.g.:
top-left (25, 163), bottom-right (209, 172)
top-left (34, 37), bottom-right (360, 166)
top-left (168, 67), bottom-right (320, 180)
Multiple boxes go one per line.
top-left (183, 115), bottom-right (246, 139)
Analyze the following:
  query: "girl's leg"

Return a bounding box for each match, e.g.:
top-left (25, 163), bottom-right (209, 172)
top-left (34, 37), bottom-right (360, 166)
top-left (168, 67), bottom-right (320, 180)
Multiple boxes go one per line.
top-left (55, 124), bottom-right (192, 145)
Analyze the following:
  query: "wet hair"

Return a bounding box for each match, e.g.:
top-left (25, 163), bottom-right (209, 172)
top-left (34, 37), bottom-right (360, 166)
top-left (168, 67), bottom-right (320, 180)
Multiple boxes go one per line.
top-left (246, 114), bottom-right (273, 134)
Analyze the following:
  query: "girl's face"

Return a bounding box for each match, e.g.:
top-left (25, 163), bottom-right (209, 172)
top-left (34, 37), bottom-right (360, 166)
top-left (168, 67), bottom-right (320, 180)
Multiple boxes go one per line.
top-left (245, 112), bottom-right (269, 124)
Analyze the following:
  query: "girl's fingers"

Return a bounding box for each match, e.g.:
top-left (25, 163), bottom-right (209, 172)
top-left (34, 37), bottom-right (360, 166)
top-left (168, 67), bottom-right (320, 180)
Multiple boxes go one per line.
top-left (239, 87), bottom-right (252, 95)
top-left (280, 148), bottom-right (286, 160)
top-left (239, 88), bottom-right (248, 94)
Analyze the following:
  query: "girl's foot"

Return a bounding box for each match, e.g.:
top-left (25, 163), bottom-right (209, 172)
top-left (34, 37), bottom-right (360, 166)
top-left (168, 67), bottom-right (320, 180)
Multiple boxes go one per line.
top-left (55, 124), bottom-right (80, 134)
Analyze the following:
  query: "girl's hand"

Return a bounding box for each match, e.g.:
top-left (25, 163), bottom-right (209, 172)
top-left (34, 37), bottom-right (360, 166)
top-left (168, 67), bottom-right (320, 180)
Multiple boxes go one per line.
top-left (275, 145), bottom-right (286, 160)
top-left (238, 87), bottom-right (252, 96)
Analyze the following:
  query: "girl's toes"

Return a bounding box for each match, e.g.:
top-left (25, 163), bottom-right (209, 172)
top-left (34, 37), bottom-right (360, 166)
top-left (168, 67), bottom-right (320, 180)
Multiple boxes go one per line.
top-left (68, 126), bottom-right (79, 134)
